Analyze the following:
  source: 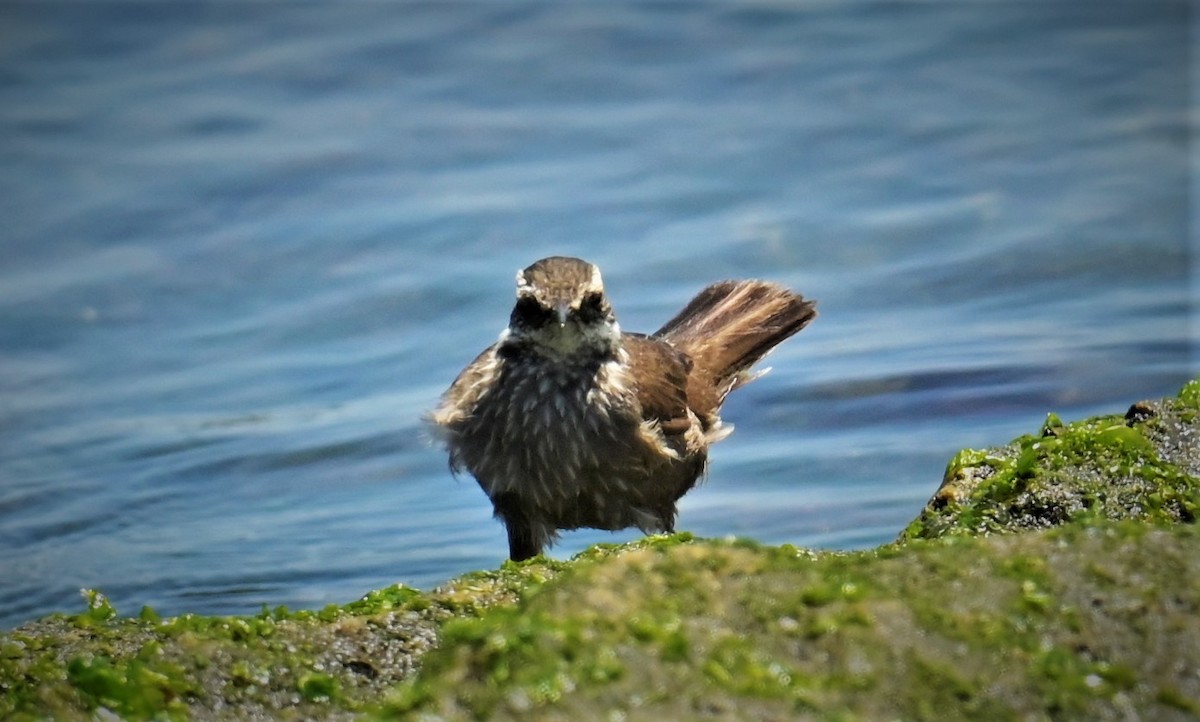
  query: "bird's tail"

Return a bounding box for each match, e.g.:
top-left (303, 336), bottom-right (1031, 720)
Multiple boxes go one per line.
top-left (654, 280), bottom-right (816, 413)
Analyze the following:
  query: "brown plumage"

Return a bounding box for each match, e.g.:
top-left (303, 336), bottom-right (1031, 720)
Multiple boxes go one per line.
top-left (428, 256), bottom-right (816, 561)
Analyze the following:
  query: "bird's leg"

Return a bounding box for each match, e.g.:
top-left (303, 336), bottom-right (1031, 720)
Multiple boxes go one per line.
top-left (493, 492), bottom-right (540, 561)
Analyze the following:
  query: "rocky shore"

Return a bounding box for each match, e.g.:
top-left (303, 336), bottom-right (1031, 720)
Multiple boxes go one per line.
top-left (3, 380), bottom-right (1199, 721)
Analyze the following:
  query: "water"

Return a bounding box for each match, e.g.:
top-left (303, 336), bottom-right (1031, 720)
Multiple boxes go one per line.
top-left (0, 4), bottom-right (1192, 629)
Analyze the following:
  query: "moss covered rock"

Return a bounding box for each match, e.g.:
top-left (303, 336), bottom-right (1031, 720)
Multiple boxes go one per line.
top-left (381, 525), bottom-right (1200, 721)
top-left (904, 379), bottom-right (1200, 540)
top-left (3, 380), bottom-right (1199, 721)
top-left (0, 562), bottom-right (570, 721)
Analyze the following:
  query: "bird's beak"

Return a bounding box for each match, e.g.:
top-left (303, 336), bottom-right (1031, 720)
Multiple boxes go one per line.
top-left (553, 300), bottom-right (570, 327)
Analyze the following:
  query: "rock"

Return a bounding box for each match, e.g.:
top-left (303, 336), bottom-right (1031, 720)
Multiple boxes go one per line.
top-left (381, 525), bottom-right (1200, 721)
top-left (0, 565), bottom-right (569, 721)
top-left (3, 380), bottom-right (1199, 721)
top-left (903, 379), bottom-right (1200, 541)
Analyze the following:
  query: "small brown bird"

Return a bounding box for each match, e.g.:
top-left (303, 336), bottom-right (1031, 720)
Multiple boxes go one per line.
top-left (429, 256), bottom-right (816, 561)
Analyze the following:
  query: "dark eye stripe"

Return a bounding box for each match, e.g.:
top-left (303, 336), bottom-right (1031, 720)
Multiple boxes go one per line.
top-left (576, 293), bottom-right (607, 323)
top-left (511, 297), bottom-right (553, 328)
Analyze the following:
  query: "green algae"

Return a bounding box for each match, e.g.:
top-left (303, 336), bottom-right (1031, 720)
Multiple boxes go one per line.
top-left (0, 560), bottom-right (571, 722)
top-left (904, 379), bottom-right (1200, 541)
top-left (4, 382), bottom-right (1200, 721)
top-left (66, 653), bottom-right (197, 721)
top-left (5, 525), bottom-right (1199, 722)
top-left (379, 522), bottom-right (1200, 721)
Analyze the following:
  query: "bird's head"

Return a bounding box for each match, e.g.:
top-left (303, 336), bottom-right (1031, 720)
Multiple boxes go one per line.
top-left (504, 256), bottom-right (620, 357)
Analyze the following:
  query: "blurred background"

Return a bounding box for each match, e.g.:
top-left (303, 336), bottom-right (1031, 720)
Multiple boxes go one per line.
top-left (0, 3), bottom-right (1192, 628)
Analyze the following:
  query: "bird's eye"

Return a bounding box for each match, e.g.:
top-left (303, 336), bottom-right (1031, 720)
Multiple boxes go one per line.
top-left (511, 296), bottom-right (552, 328)
top-left (577, 292), bottom-right (607, 322)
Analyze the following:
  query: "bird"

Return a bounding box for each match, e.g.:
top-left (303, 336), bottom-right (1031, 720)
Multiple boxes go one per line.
top-left (428, 256), bottom-right (816, 561)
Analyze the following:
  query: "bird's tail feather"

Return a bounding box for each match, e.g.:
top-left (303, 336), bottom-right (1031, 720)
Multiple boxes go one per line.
top-left (654, 280), bottom-right (816, 411)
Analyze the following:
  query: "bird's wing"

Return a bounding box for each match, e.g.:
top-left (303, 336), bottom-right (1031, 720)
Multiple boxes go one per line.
top-left (621, 333), bottom-right (695, 437)
top-left (428, 343), bottom-right (501, 430)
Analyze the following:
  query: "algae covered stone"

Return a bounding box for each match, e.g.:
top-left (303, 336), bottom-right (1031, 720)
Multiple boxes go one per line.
top-left (0, 562), bottom-right (567, 722)
top-left (380, 525), bottom-right (1200, 721)
top-left (904, 379), bottom-right (1200, 540)
top-left (5, 381), bottom-right (1200, 721)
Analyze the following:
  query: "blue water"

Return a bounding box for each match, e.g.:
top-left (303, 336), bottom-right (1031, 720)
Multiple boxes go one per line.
top-left (0, 4), bottom-right (1192, 629)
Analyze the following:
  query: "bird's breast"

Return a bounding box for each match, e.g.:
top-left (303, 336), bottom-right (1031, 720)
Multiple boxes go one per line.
top-left (463, 354), bottom-right (639, 499)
